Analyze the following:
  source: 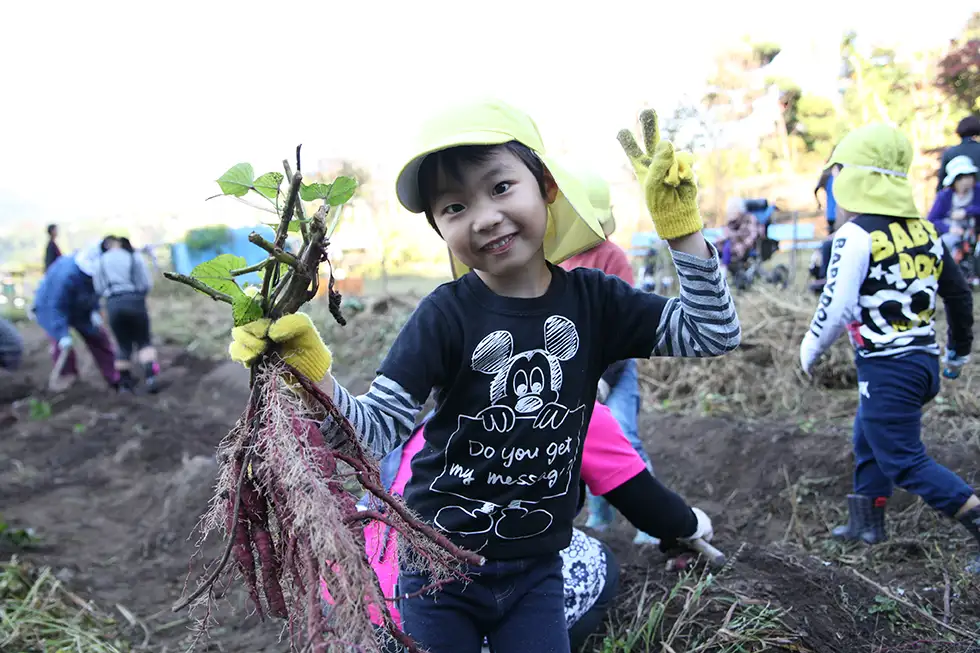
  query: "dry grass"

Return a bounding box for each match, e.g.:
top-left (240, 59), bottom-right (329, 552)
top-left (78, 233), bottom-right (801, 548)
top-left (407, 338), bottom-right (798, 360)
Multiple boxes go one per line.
top-left (639, 285), bottom-right (980, 440)
top-left (595, 563), bottom-right (805, 653)
top-left (0, 557), bottom-right (131, 653)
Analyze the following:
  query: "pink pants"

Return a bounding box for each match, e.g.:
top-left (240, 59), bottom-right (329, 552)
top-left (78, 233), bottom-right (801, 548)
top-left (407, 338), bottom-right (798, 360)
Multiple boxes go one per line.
top-left (49, 327), bottom-right (119, 386)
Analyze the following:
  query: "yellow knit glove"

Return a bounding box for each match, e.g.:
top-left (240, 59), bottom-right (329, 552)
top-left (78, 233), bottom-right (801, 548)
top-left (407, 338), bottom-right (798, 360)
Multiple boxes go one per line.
top-left (617, 109), bottom-right (703, 240)
top-left (228, 313), bottom-right (333, 382)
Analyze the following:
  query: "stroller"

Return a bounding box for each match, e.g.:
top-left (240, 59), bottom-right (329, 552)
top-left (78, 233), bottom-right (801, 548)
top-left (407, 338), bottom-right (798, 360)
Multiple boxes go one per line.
top-left (944, 221), bottom-right (980, 287)
top-left (727, 199), bottom-right (789, 291)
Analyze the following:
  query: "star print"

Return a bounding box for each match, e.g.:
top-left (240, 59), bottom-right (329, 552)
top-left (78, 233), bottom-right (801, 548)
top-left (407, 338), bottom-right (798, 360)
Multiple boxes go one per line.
top-left (884, 264), bottom-right (907, 289)
top-left (869, 264), bottom-right (885, 281)
top-left (929, 238), bottom-right (944, 260)
top-left (859, 382), bottom-right (871, 399)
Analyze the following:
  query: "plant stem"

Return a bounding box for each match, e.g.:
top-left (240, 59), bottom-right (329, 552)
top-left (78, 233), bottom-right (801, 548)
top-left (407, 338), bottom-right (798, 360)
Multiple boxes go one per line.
top-left (269, 203), bottom-right (329, 320)
top-left (276, 170), bottom-right (303, 250)
top-left (162, 273), bottom-right (234, 305)
top-left (230, 259), bottom-right (274, 277)
top-left (261, 169), bottom-right (303, 302)
top-left (285, 160), bottom-right (309, 242)
top-left (248, 234), bottom-right (301, 269)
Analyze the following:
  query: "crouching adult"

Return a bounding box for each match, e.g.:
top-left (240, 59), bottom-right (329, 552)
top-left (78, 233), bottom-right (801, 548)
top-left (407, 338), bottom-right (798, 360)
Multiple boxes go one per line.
top-left (32, 245), bottom-right (120, 391)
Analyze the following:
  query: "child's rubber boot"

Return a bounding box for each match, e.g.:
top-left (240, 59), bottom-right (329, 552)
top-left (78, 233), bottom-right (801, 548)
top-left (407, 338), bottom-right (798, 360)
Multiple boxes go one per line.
top-left (957, 505), bottom-right (980, 574)
top-left (143, 361), bottom-right (161, 394)
top-left (585, 493), bottom-right (615, 533)
top-left (831, 494), bottom-right (888, 544)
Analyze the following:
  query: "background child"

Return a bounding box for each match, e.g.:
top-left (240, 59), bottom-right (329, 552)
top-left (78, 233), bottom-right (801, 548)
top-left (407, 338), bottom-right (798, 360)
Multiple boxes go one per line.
top-left (557, 167), bottom-right (658, 546)
top-left (230, 99), bottom-right (739, 652)
top-left (799, 123), bottom-right (980, 574)
top-left (927, 155), bottom-right (980, 284)
top-left (94, 235), bottom-right (162, 393)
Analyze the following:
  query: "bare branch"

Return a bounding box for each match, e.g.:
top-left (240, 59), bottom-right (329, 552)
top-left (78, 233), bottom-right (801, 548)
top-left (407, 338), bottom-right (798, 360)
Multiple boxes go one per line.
top-left (284, 160), bottom-right (310, 242)
top-left (163, 272), bottom-right (234, 305)
top-left (248, 233), bottom-right (301, 269)
top-left (277, 169), bottom-right (303, 249)
top-left (261, 168), bottom-right (303, 299)
top-left (231, 258), bottom-right (274, 277)
top-left (270, 203), bottom-right (328, 319)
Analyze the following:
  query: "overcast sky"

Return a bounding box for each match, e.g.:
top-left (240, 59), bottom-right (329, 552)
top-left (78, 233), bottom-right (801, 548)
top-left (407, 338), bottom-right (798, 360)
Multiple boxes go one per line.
top-left (1, 0), bottom-right (974, 231)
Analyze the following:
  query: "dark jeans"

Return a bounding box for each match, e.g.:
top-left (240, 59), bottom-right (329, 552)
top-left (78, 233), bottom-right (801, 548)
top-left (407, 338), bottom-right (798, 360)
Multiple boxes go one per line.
top-left (854, 352), bottom-right (974, 517)
top-left (398, 552), bottom-right (568, 653)
top-left (568, 543), bottom-right (619, 652)
top-left (107, 293), bottom-right (152, 360)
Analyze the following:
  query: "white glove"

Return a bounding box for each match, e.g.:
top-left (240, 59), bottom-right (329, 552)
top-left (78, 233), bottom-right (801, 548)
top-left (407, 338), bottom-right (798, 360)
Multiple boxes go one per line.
top-left (58, 335), bottom-right (73, 351)
top-left (597, 378), bottom-right (611, 404)
top-left (90, 311), bottom-right (103, 328)
top-left (680, 507), bottom-right (714, 543)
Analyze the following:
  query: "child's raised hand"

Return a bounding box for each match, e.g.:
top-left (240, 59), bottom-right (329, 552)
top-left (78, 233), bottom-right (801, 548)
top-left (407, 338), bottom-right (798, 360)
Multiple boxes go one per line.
top-left (229, 312), bottom-right (333, 383)
top-left (617, 109), bottom-right (704, 241)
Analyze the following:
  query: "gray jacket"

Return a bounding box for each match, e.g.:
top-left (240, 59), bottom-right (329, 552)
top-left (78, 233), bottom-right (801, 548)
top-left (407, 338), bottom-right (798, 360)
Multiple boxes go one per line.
top-left (94, 249), bottom-right (153, 298)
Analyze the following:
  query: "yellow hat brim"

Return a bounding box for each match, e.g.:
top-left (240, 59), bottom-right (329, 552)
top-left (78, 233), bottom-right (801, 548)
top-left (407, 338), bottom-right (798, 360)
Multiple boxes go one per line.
top-left (832, 166), bottom-right (920, 219)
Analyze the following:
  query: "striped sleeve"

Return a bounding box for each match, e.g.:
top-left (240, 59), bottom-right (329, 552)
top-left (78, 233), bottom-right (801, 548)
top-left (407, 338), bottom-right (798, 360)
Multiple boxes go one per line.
top-left (320, 374), bottom-right (422, 459)
top-left (651, 246), bottom-right (741, 357)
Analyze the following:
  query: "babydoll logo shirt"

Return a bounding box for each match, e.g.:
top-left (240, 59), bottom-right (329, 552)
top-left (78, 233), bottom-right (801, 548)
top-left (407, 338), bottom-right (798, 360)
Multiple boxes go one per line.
top-left (379, 265), bottom-right (667, 560)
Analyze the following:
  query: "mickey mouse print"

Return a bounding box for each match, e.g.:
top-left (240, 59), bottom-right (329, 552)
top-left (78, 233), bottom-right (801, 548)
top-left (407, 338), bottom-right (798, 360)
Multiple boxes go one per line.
top-left (429, 315), bottom-right (588, 547)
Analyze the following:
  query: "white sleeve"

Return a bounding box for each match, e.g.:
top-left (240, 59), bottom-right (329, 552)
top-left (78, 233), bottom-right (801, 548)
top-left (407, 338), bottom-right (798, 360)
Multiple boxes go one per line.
top-left (800, 221), bottom-right (869, 373)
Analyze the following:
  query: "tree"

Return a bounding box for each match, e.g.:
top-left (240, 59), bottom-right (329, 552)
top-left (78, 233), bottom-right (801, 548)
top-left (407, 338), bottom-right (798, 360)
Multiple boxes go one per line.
top-left (935, 12), bottom-right (980, 112)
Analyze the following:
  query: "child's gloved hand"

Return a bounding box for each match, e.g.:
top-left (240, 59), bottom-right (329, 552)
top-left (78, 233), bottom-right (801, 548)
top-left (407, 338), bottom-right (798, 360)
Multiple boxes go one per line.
top-left (618, 109), bottom-right (703, 240)
top-left (943, 349), bottom-right (970, 379)
top-left (229, 313), bottom-right (333, 382)
top-left (659, 506), bottom-right (714, 558)
top-left (680, 507), bottom-right (714, 544)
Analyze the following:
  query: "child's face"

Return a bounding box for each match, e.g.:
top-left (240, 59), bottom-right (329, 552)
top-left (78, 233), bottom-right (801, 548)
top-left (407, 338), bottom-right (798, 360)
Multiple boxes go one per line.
top-left (428, 147), bottom-right (556, 280)
top-left (953, 174), bottom-right (976, 194)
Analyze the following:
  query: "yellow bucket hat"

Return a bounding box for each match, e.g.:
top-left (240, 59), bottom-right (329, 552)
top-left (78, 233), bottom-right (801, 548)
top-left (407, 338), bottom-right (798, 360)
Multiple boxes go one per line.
top-left (572, 167), bottom-right (615, 235)
top-left (394, 98), bottom-right (605, 278)
top-left (827, 123), bottom-right (919, 219)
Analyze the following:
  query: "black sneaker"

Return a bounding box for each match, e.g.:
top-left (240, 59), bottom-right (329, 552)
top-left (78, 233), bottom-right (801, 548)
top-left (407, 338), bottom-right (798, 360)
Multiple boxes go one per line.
top-left (831, 494), bottom-right (888, 544)
top-left (115, 370), bottom-right (136, 394)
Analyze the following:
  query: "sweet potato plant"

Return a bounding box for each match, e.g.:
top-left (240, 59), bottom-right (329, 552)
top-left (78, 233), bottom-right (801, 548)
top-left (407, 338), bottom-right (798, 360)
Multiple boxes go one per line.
top-left (165, 147), bottom-right (482, 653)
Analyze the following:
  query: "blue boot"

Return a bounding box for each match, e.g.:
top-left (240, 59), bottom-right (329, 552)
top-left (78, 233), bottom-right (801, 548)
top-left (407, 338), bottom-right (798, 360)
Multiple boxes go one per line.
top-left (585, 491), bottom-right (615, 532)
top-left (831, 495), bottom-right (888, 544)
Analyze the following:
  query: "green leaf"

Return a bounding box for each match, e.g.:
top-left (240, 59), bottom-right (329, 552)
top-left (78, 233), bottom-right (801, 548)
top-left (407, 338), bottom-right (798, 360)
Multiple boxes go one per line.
top-left (300, 182), bottom-right (331, 202)
top-left (298, 176), bottom-right (357, 205)
top-left (326, 176), bottom-right (357, 206)
top-left (232, 293), bottom-right (264, 326)
top-left (216, 163), bottom-right (254, 197)
top-left (253, 171), bottom-right (284, 199)
top-left (190, 255), bottom-right (267, 326)
top-left (190, 254), bottom-right (247, 298)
